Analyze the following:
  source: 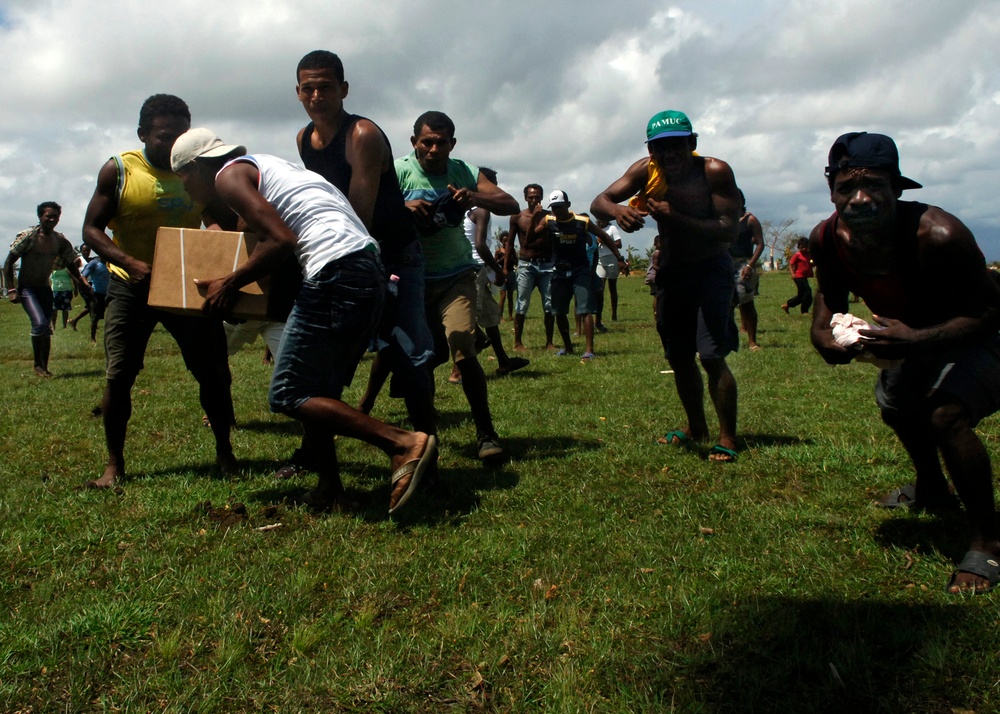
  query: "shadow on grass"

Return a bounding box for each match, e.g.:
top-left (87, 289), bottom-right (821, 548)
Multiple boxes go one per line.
top-left (495, 435), bottom-right (605, 462)
top-left (51, 368), bottom-right (105, 379)
top-left (739, 433), bottom-right (815, 449)
top-left (873, 511), bottom-right (971, 563)
top-left (234, 419), bottom-right (304, 436)
top-left (240, 461), bottom-right (519, 526)
top-left (604, 595), bottom-right (983, 713)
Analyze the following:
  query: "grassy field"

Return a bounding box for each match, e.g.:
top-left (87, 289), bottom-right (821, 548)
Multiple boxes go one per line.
top-left (2, 271), bottom-right (999, 713)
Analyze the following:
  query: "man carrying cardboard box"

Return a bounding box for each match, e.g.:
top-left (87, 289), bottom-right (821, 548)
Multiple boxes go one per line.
top-left (171, 128), bottom-right (437, 514)
top-left (81, 94), bottom-right (236, 489)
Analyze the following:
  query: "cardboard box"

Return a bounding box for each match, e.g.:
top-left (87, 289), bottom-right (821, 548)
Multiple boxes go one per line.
top-left (148, 227), bottom-right (278, 319)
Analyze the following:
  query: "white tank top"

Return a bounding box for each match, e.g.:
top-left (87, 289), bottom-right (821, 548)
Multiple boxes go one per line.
top-left (222, 154), bottom-right (377, 279)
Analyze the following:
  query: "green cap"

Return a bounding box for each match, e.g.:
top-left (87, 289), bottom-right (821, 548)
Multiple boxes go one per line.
top-left (646, 110), bottom-right (694, 142)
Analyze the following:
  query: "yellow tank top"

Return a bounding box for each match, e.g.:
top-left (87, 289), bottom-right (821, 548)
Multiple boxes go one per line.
top-left (106, 150), bottom-right (202, 280)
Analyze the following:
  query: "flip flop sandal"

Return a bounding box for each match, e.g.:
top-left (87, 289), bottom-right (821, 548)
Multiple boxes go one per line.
top-left (878, 484), bottom-right (918, 509)
top-left (708, 444), bottom-right (738, 462)
top-left (658, 430), bottom-right (690, 446)
top-left (946, 550), bottom-right (1000, 594)
top-left (388, 435), bottom-right (438, 515)
top-left (878, 483), bottom-right (961, 511)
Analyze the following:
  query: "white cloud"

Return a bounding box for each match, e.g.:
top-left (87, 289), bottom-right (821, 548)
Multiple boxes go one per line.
top-left (0, 0), bottom-right (998, 258)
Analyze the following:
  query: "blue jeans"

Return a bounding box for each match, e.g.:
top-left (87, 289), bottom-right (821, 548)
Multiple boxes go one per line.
top-left (515, 259), bottom-right (554, 315)
top-left (377, 239), bottom-right (435, 369)
top-left (269, 250), bottom-right (385, 414)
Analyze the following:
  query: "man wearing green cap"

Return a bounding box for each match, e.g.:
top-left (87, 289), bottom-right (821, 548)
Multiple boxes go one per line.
top-left (809, 131), bottom-right (1000, 595)
top-left (591, 110), bottom-right (742, 462)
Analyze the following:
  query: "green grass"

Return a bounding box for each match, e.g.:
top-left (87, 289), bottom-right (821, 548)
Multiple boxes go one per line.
top-left (2, 272), bottom-right (999, 712)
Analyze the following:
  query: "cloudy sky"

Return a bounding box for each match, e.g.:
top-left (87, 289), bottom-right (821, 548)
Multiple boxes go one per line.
top-left (2, 0), bottom-right (999, 264)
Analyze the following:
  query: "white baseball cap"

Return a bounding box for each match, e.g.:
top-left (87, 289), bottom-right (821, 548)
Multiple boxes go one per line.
top-left (547, 189), bottom-right (569, 207)
top-left (171, 128), bottom-right (246, 173)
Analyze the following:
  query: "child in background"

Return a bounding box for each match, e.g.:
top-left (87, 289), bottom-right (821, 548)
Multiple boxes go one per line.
top-left (782, 237), bottom-right (814, 315)
top-left (646, 235), bottom-right (661, 318)
top-left (75, 253), bottom-right (110, 343)
top-left (495, 232), bottom-right (516, 322)
top-left (50, 258), bottom-right (74, 329)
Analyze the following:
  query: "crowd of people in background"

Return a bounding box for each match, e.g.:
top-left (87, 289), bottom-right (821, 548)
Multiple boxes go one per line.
top-left (5, 49), bottom-right (1000, 595)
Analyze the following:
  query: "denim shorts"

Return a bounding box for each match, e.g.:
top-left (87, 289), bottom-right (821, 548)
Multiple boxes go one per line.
top-left (515, 259), bottom-right (554, 315)
top-left (19, 286), bottom-right (53, 336)
top-left (551, 266), bottom-right (594, 316)
top-left (474, 265), bottom-right (502, 328)
top-left (269, 250), bottom-right (385, 414)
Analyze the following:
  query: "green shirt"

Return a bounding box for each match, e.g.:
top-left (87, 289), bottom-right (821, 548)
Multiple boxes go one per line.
top-left (394, 152), bottom-right (479, 279)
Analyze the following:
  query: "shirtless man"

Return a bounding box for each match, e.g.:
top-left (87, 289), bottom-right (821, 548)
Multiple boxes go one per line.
top-left (809, 131), bottom-right (1000, 594)
top-left (505, 184), bottom-right (555, 351)
top-left (731, 189), bottom-right (765, 350)
top-left (591, 110), bottom-right (741, 462)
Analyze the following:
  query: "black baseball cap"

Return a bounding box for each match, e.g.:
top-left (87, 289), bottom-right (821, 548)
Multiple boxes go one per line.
top-left (825, 132), bottom-right (922, 190)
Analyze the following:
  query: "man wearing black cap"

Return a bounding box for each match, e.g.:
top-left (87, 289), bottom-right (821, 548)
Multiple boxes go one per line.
top-left (809, 131), bottom-right (1000, 594)
top-left (592, 110), bottom-right (742, 462)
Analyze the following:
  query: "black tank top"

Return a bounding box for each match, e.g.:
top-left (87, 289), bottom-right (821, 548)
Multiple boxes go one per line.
top-left (730, 214), bottom-right (754, 259)
top-left (299, 115), bottom-right (416, 256)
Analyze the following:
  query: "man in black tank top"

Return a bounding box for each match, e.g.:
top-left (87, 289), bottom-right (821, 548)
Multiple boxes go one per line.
top-left (287, 50), bottom-right (438, 502)
top-left (810, 132), bottom-right (1000, 594)
top-left (730, 189), bottom-right (764, 350)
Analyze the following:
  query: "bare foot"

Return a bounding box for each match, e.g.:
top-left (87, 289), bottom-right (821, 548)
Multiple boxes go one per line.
top-left (81, 467), bottom-right (119, 490)
top-left (513, 343), bottom-right (529, 352)
top-left (545, 343), bottom-right (558, 351)
top-left (216, 451), bottom-right (239, 477)
top-left (300, 488), bottom-right (353, 513)
top-left (656, 427), bottom-right (708, 446)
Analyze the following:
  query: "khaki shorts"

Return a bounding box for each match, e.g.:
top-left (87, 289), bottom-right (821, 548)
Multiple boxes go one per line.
top-left (425, 269), bottom-right (478, 364)
top-left (475, 266), bottom-right (502, 329)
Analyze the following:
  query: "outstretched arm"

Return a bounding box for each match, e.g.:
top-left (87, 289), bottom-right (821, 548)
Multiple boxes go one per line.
top-left (588, 222), bottom-right (626, 262)
top-left (591, 158), bottom-right (649, 233)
